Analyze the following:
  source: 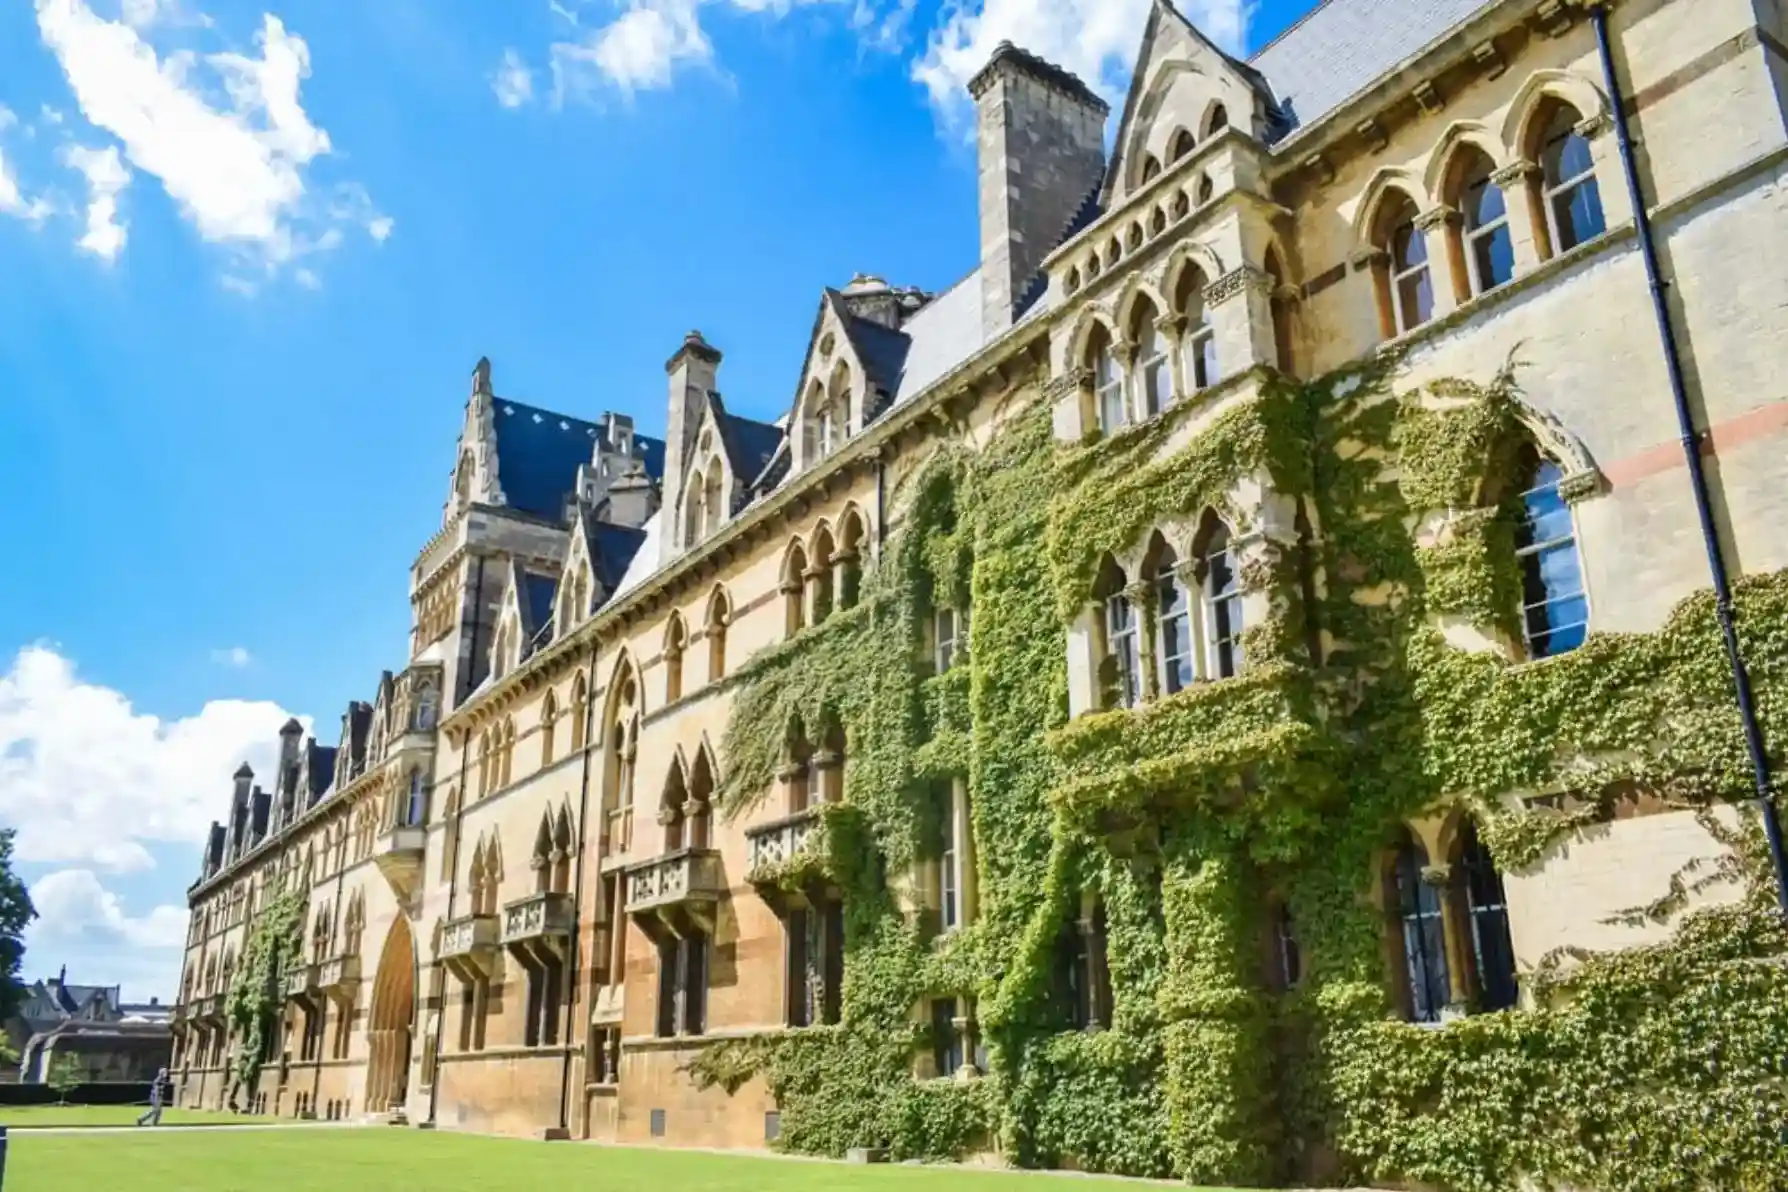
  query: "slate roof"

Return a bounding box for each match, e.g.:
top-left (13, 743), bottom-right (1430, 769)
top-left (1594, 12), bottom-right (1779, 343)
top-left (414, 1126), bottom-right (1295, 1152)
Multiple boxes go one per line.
top-left (306, 743), bottom-right (336, 799)
top-left (588, 521), bottom-right (649, 595)
top-left (1249, 0), bottom-right (1497, 138)
top-left (715, 405), bottom-right (783, 485)
top-left (889, 269), bottom-right (987, 409)
top-left (492, 399), bottom-right (667, 522)
top-left (521, 572), bottom-right (558, 640)
top-left (841, 315), bottom-right (912, 401)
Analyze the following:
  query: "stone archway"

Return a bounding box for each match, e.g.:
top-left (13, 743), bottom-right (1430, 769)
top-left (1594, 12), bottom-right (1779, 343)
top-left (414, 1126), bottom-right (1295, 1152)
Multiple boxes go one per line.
top-left (365, 916), bottom-right (416, 1115)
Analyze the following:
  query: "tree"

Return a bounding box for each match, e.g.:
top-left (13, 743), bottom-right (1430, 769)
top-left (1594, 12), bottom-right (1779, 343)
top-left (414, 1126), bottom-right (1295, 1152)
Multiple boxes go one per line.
top-left (0, 829), bottom-right (37, 1024)
top-left (46, 1052), bottom-right (82, 1105)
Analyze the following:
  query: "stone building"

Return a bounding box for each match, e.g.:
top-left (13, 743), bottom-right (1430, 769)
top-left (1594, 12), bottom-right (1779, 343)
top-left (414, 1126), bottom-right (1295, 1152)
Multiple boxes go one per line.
top-left (9, 968), bottom-right (173, 1084)
top-left (172, 1), bottom-right (1788, 1186)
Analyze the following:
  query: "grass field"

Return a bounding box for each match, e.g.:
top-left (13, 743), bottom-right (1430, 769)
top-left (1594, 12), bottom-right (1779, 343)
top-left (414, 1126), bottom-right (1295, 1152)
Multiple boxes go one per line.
top-left (0, 1105), bottom-right (265, 1129)
top-left (0, 1126), bottom-right (1238, 1191)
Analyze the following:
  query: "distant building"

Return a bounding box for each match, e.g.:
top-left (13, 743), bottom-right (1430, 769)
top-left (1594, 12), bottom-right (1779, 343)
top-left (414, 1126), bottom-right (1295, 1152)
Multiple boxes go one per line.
top-left (9, 967), bottom-right (173, 1084)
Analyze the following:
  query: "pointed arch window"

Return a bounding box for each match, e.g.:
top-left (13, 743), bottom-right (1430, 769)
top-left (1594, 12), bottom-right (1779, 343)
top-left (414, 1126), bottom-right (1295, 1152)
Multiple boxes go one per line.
top-left (665, 615), bottom-right (687, 704)
top-left (1138, 154), bottom-right (1162, 185)
top-left (540, 690), bottom-right (558, 767)
top-left (1167, 127), bottom-right (1195, 163)
top-left (402, 769), bottom-right (426, 827)
top-left (1153, 544), bottom-right (1194, 696)
top-left (687, 752), bottom-right (715, 851)
top-left (706, 589), bottom-right (730, 682)
top-left (836, 511), bottom-right (865, 611)
top-left (808, 528), bottom-right (835, 626)
top-left (1375, 193), bottom-right (1433, 337)
top-left (1454, 150), bottom-right (1514, 294)
top-left (1514, 449), bottom-right (1588, 659)
top-left (1087, 323), bottom-right (1126, 435)
top-left (1201, 521), bottom-right (1243, 679)
top-left (1130, 297), bottom-right (1171, 417)
top-left (1460, 822), bottom-right (1518, 1011)
top-left (1096, 558), bottom-right (1141, 710)
top-left (661, 764), bottom-right (688, 853)
top-left (702, 460), bottom-right (725, 538)
top-left (783, 543), bottom-right (809, 638)
top-left (1205, 104), bottom-right (1228, 135)
top-left (1538, 104), bottom-right (1605, 254)
top-left (1388, 829), bottom-right (1450, 1023)
top-left (1173, 266), bottom-right (1217, 393)
top-left (1264, 249), bottom-right (1296, 376)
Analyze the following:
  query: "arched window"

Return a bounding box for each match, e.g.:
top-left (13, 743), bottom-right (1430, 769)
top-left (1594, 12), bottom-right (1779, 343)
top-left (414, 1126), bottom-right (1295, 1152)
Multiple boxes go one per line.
top-left (817, 718), bottom-right (845, 806)
top-left (1513, 447), bottom-right (1588, 659)
top-left (1459, 821), bottom-right (1517, 1011)
top-left (1173, 265), bottom-right (1217, 392)
top-left (1096, 557), bottom-right (1141, 709)
top-left (706, 589), bottom-right (730, 682)
top-left (477, 730), bottom-right (492, 798)
top-left (1537, 104), bottom-right (1604, 254)
top-left (1201, 520), bottom-right (1243, 679)
top-left (403, 769), bottom-right (425, 827)
top-left (414, 685), bottom-right (438, 732)
top-left (784, 718), bottom-right (813, 814)
top-left (1196, 174), bottom-right (1214, 204)
top-left (1375, 192), bottom-right (1433, 337)
top-left (665, 615), bottom-right (687, 704)
top-left (1138, 154), bottom-right (1162, 184)
top-left (1086, 323), bottom-right (1126, 435)
top-left (1130, 297), bottom-right (1171, 417)
top-left (1167, 128), bottom-right (1195, 163)
top-left (1451, 149), bottom-right (1513, 295)
top-left (1205, 104), bottom-right (1228, 135)
top-left (662, 764), bottom-right (687, 853)
top-left (1264, 249), bottom-right (1296, 376)
top-left (703, 460), bottom-right (724, 538)
top-left (500, 717), bottom-right (516, 788)
top-left (1151, 540), bottom-right (1194, 696)
top-left (1388, 829), bottom-right (1450, 1023)
top-left (569, 672), bottom-right (588, 754)
top-left (836, 511), bottom-right (865, 611)
top-left (533, 815), bottom-right (556, 895)
top-left (683, 481), bottom-right (703, 549)
top-left (454, 453), bottom-right (474, 510)
top-left (688, 751), bottom-right (715, 851)
top-left (552, 805), bottom-right (574, 894)
top-left (539, 690), bottom-right (558, 767)
top-left (808, 527), bottom-right (835, 626)
top-left (784, 543), bottom-right (809, 638)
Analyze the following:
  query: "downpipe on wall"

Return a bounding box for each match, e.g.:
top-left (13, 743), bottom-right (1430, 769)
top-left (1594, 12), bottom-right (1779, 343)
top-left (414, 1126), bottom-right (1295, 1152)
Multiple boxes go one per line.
top-left (1589, 2), bottom-right (1788, 916)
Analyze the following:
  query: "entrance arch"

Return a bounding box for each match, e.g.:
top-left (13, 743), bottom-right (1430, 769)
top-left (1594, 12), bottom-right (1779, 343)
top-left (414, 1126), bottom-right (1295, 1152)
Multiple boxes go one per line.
top-left (366, 916), bottom-right (416, 1114)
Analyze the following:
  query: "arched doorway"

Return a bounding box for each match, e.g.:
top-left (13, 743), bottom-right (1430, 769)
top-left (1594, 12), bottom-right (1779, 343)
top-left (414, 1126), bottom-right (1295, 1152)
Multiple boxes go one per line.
top-left (366, 916), bottom-right (416, 1115)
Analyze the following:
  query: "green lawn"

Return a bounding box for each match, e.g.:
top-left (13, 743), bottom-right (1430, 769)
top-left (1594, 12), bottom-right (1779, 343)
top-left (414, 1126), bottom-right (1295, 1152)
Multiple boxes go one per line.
top-left (0, 1105), bottom-right (259, 1128)
top-left (0, 1127), bottom-right (1231, 1191)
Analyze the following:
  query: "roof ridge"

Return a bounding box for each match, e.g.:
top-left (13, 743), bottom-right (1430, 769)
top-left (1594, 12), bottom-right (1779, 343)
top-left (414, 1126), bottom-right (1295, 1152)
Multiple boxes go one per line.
top-left (1246, 0), bottom-right (1340, 63)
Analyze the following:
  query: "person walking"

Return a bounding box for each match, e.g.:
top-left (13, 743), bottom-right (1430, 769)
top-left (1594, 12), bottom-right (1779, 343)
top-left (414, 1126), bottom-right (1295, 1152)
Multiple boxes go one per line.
top-left (136, 1068), bottom-right (168, 1127)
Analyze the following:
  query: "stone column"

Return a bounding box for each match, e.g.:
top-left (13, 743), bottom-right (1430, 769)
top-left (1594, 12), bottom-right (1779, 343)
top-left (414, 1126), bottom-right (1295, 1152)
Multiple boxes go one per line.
top-left (1204, 265), bottom-right (1275, 374)
top-left (1415, 206), bottom-right (1465, 316)
top-left (1493, 160), bottom-right (1547, 272)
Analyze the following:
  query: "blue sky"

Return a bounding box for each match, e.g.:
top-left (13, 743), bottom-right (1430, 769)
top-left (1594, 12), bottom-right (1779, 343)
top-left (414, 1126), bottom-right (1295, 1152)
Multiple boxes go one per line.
top-left (0, 0), bottom-right (1305, 1001)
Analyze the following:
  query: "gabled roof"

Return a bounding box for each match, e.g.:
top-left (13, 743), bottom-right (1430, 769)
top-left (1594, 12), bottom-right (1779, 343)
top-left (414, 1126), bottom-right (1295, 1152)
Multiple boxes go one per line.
top-left (1248, 0), bottom-right (1497, 138)
top-left (491, 398), bottom-right (667, 522)
top-left (588, 522), bottom-right (649, 595)
top-left (707, 392), bottom-right (783, 487)
top-left (841, 315), bottom-right (911, 403)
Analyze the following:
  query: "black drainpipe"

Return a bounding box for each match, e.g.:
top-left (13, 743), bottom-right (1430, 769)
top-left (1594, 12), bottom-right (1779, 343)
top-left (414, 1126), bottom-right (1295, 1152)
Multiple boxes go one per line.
top-left (1591, 3), bottom-right (1788, 915)
top-left (558, 640), bottom-right (602, 1136)
top-left (874, 450), bottom-right (888, 560)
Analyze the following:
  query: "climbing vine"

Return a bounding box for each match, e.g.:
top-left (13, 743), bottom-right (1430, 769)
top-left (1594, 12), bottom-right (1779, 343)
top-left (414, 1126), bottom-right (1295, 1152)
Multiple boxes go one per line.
top-left (690, 353), bottom-right (1788, 1192)
top-left (225, 885), bottom-right (305, 1099)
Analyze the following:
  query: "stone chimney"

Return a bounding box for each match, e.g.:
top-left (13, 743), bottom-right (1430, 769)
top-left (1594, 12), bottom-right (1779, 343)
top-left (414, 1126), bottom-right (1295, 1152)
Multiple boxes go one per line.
top-left (659, 331), bottom-right (722, 558)
top-left (970, 41), bottom-right (1109, 338)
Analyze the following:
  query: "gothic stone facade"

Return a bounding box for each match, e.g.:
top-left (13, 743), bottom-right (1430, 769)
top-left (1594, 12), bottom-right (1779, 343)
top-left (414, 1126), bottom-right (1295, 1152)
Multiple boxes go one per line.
top-left (173, 0), bottom-right (1788, 1181)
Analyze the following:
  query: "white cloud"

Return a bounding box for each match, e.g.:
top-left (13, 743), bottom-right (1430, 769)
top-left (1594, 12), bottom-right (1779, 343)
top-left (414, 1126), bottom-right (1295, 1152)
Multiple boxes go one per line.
top-left (209, 646), bottom-right (252, 668)
top-left (24, 869), bottom-right (188, 1001)
top-left (34, 0), bottom-right (387, 275)
top-left (914, 0), bottom-right (1251, 132)
top-left (61, 142), bottom-right (130, 260)
top-left (0, 110), bottom-right (56, 225)
top-left (493, 47), bottom-right (536, 108)
top-left (0, 644), bottom-right (304, 874)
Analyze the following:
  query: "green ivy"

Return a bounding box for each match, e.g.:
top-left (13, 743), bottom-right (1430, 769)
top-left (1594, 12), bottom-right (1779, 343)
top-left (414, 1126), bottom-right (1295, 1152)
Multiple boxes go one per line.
top-left (225, 884), bottom-right (305, 1099)
top-left (688, 357), bottom-right (1788, 1192)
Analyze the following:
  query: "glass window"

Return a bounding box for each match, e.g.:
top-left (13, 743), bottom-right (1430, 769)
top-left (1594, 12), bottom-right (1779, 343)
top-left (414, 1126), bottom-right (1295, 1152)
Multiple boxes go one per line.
top-left (1515, 458), bottom-right (1588, 658)
top-left (1274, 903), bottom-right (1302, 990)
top-left (1135, 318), bottom-right (1172, 417)
top-left (1460, 823), bottom-right (1518, 1011)
top-left (1203, 529), bottom-right (1243, 679)
top-left (1105, 590), bottom-right (1142, 708)
top-left (1391, 833), bottom-right (1450, 1023)
top-left (1156, 556), bottom-right (1194, 695)
top-left (932, 998), bottom-right (963, 1077)
top-left (1541, 111), bottom-right (1605, 253)
top-left (1094, 342), bottom-right (1126, 434)
top-left (1462, 161), bottom-right (1514, 293)
top-left (934, 608), bottom-right (958, 672)
top-left (1389, 215), bottom-right (1433, 333)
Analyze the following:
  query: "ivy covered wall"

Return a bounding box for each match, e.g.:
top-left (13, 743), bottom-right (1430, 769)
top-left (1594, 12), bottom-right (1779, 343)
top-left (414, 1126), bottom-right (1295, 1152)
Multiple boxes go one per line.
top-left (691, 357), bottom-right (1788, 1192)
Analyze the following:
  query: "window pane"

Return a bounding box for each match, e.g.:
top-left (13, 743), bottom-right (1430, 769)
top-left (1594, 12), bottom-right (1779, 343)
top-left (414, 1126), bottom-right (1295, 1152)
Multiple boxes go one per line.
top-left (1473, 223), bottom-right (1514, 291)
top-left (1466, 177), bottom-right (1506, 228)
top-left (1099, 384), bottom-right (1126, 433)
top-left (1397, 267), bottom-right (1433, 331)
top-left (1555, 180), bottom-right (1605, 252)
top-left (1462, 828), bottom-right (1519, 1012)
top-left (1392, 222), bottom-right (1427, 270)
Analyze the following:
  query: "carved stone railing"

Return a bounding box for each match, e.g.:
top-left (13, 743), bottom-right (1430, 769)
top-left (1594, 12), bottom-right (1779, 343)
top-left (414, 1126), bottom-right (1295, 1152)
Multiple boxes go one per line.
top-left (317, 953), bottom-right (362, 1000)
top-left (746, 808), bottom-right (820, 878)
top-left (439, 914), bottom-right (498, 980)
top-left (503, 892), bottom-right (573, 946)
top-left (284, 963), bottom-right (318, 1000)
top-left (195, 994), bottom-right (224, 1021)
top-left (625, 848), bottom-right (724, 942)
